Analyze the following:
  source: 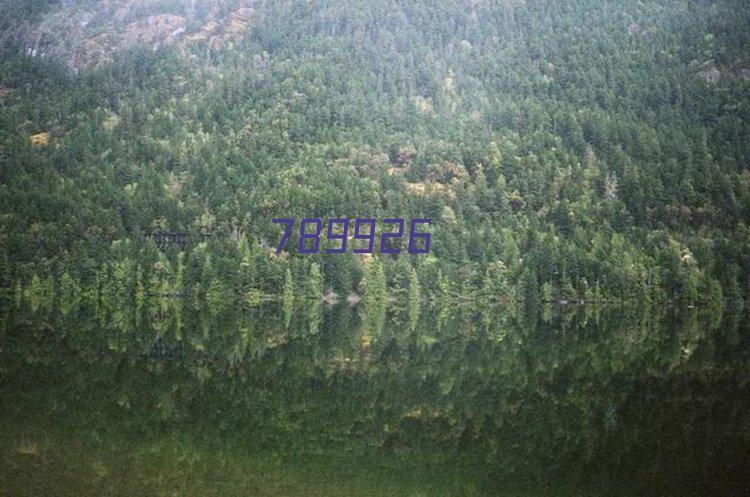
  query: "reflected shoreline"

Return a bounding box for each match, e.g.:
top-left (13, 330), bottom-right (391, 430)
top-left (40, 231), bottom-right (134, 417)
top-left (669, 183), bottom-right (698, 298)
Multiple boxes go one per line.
top-left (1, 298), bottom-right (748, 496)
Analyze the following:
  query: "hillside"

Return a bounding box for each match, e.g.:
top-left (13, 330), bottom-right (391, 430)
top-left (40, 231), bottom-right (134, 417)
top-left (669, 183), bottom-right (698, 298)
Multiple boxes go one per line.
top-left (1, 0), bottom-right (749, 308)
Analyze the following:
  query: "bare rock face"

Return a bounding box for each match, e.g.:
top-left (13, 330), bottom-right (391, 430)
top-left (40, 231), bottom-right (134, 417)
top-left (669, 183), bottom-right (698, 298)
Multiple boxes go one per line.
top-left (122, 14), bottom-right (187, 46)
top-left (627, 22), bottom-right (641, 36)
top-left (8, 0), bottom-right (258, 71)
top-left (697, 67), bottom-right (721, 84)
top-left (695, 64), bottom-right (750, 84)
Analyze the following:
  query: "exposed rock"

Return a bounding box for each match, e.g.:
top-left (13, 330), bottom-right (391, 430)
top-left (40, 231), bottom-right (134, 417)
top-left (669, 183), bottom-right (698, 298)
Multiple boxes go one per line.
top-left (232, 7), bottom-right (256, 23)
top-left (412, 95), bottom-right (433, 114)
top-left (7, 0), bottom-right (259, 70)
top-left (697, 67), bottom-right (721, 84)
top-left (122, 14), bottom-right (186, 47)
top-left (185, 21), bottom-right (219, 43)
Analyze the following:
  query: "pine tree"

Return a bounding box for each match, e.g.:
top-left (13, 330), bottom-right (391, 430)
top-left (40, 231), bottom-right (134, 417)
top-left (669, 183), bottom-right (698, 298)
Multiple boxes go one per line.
top-left (519, 267), bottom-right (540, 312)
top-left (307, 263), bottom-right (323, 301)
top-left (283, 267), bottom-right (294, 328)
top-left (408, 267), bottom-right (421, 330)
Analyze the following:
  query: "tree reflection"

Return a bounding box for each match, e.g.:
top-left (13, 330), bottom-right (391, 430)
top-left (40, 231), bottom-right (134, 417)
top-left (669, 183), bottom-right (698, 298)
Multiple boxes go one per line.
top-left (1, 293), bottom-right (748, 496)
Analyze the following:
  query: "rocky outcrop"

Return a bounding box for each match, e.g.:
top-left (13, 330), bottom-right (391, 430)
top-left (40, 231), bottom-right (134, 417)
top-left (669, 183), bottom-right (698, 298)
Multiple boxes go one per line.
top-left (8, 0), bottom-right (258, 71)
top-left (697, 66), bottom-right (722, 84)
top-left (696, 63), bottom-right (750, 84)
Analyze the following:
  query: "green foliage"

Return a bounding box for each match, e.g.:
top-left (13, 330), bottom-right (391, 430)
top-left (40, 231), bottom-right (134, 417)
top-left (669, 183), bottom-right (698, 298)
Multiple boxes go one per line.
top-left (362, 258), bottom-right (387, 335)
top-left (4, 292), bottom-right (746, 495)
top-left (282, 267), bottom-right (294, 328)
top-left (57, 271), bottom-right (80, 316)
top-left (519, 268), bottom-right (540, 313)
top-left (407, 268), bottom-right (421, 331)
top-left (307, 263), bottom-right (323, 301)
top-left (206, 278), bottom-right (229, 315)
top-left (1, 0), bottom-right (749, 307)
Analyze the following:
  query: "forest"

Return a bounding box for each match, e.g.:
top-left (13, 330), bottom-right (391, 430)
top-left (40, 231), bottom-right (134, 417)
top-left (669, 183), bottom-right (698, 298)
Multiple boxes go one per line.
top-left (2, 1), bottom-right (750, 495)
top-left (1, 0), bottom-right (749, 314)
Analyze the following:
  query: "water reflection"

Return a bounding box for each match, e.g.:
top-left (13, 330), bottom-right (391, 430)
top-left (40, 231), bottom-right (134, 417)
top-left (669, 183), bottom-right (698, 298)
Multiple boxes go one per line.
top-left (1, 295), bottom-right (748, 496)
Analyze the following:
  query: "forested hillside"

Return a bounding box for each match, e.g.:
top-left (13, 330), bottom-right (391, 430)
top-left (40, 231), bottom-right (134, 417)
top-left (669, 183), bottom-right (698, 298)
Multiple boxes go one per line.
top-left (1, 0), bottom-right (749, 311)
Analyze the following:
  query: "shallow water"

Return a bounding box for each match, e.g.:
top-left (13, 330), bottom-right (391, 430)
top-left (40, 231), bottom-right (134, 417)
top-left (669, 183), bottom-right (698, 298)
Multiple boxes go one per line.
top-left (1, 299), bottom-right (748, 496)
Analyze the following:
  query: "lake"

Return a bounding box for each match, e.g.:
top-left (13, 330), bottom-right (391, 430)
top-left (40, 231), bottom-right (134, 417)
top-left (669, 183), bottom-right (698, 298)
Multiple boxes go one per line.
top-left (1, 296), bottom-right (748, 496)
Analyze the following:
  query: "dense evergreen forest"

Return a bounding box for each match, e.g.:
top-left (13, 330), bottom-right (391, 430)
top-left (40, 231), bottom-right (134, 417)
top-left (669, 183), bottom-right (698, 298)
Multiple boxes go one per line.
top-left (1, 0), bottom-right (749, 313)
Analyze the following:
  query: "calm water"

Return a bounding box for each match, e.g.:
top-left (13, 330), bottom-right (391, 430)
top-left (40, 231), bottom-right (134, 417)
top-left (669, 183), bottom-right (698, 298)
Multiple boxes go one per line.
top-left (1, 297), bottom-right (748, 496)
